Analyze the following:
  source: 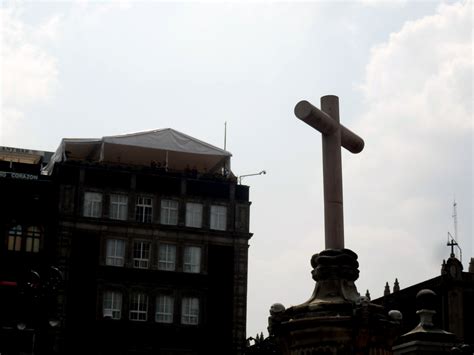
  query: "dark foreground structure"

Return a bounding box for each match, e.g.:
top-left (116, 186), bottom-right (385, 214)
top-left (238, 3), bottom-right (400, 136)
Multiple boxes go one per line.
top-left (0, 129), bottom-right (252, 355)
top-left (373, 254), bottom-right (474, 347)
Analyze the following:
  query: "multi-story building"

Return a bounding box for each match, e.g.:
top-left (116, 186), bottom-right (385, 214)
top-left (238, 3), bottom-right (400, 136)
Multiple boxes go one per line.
top-left (1, 129), bottom-right (252, 355)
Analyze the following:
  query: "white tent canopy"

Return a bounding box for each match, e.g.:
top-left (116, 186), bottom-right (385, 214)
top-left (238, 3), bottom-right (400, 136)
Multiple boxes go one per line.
top-left (43, 128), bottom-right (232, 176)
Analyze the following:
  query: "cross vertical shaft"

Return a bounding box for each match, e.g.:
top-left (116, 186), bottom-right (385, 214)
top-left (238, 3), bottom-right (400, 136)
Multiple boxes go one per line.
top-left (321, 96), bottom-right (344, 249)
top-left (294, 95), bottom-right (364, 251)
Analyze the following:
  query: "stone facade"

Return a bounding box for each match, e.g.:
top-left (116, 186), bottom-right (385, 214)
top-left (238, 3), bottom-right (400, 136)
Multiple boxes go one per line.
top-left (52, 160), bottom-right (252, 354)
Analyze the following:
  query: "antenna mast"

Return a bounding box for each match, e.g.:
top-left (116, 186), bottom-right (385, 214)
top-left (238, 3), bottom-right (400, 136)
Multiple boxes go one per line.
top-left (447, 200), bottom-right (462, 263)
top-left (453, 200), bottom-right (458, 241)
top-left (224, 121), bottom-right (227, 151)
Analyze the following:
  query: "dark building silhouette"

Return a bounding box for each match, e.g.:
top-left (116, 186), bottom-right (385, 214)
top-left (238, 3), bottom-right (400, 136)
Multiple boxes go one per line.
top-left (0, 146), bottom-right (59, 354)
top-left (373, 254), bottom-right (474, 347)
top-left (1, 129), bottom-right (252, 355)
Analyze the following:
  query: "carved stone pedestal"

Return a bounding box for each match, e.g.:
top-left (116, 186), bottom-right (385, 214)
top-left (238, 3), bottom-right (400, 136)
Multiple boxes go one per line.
top-left (270, 249), bottom-right (400, 355)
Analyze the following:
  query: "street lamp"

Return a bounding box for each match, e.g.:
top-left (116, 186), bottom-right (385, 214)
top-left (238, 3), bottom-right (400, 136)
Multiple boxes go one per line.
top-left (238, 170), bottom-right (266, 184)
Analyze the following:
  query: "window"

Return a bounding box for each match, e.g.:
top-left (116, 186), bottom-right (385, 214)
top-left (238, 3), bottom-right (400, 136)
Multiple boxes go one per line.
top-left (26, 226), bottom-right (41, 253)
top-left (156, 295), bottom-right (174, 323)
top-left (133, 241), bottom-right (150, 269)
top-left (83, 192), bottom-right (102, 218)
top-left (183, 246), bottom-right (201, 273)
top-left (130, 293), bottom-right (148, 321)
top-left (106, 239), bottom-right (125, 267)
top-left (158, 244), bottom-right (176, 271)
top-left (160, 199), bottom-right (178, 225)
top-left (135, 196), bottom-right (153, 223)
top-left (181, 297), bottom-right (199, 325)
top-left (210, 205), bottom-right (227, 231)
top-left (103, 291), bottom-right (122, 320)
top-left (185, 203), bottom-right (203, 228)
top-left (110, 194), bottom-right (128, 220)
top-left (7, 225), bottom-right (22, 251)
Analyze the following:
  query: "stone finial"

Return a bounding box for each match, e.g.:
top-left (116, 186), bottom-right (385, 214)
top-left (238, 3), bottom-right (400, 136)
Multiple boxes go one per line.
top-left (388, 310), bottom-right (403, 322)
top-left (270, 303), bottom-right (286, 316)
top-left (469, 258), bottom-right (474, 273)
top-left (384, 282), bottom-right (391, 296)
top-left (416, 289), bottom-right (437, 327)
top-left (416, 289), bottom-right (437, 310)
top-left (393, 278), bottom-right (400, 292)
top-left (393, 289), bottom-right (457, 354)
top-left (365, 289), bottom-right (371, 300)
top-left (268, 303), bottom-right (286, 336)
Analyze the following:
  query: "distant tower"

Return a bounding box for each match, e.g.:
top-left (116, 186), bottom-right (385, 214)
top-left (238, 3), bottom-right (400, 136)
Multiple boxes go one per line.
top-left (384, 282), bottom-right (391, 296)
top-left (365, 289), bottom-right (371, 301)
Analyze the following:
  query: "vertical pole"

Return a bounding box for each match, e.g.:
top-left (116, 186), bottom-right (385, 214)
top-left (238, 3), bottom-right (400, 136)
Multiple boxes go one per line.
top-left (224, 121), bottom-right (227, 151)
top-left (321, 95), bottom-right (344, 249)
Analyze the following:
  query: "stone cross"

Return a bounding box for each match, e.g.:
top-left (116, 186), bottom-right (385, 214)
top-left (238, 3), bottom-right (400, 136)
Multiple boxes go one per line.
top-left (294, 96), bottom-right (364, 249)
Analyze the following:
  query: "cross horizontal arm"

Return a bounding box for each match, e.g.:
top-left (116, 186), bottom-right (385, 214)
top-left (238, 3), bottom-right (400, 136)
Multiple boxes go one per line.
top-left (294, 100), bottom-right (364, 154)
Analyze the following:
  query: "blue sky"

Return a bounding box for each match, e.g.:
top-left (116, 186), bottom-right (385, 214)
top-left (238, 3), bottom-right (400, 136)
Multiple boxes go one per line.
top-left (1, 0), bottom-right (472, 337)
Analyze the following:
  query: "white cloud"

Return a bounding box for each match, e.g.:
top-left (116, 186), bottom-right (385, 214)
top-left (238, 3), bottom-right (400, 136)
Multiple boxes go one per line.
top-left (0, 6), bottom-right (60, 145)
top-left (358, 0), bottom-right (408, 7)
top-left (347, 1), bottom-right (473, 296)
top-left (71, 0), bottom-right (132, 27)
top-left (36, 14), bottom-right (62, 42)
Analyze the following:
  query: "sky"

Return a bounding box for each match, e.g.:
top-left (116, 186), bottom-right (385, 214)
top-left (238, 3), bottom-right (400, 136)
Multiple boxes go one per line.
top-left (1, 0), bottom-right (472, 338)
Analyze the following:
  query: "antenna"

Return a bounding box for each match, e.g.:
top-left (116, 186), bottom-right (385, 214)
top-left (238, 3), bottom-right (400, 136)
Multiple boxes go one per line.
top-left (224, 121), bottom-right (227, 151)
top-left (447, 200), bottom-right (462, 262)
top-left (453, 200), bottom-right (458, 241)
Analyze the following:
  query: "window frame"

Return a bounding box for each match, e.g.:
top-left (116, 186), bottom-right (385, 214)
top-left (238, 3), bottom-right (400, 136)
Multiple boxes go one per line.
top-left (105, 239), bottom-right (126, 267)
top-left (160, 199), bottom-right (179, 225)
top-left (83, 192), bottom-right (103, 218)
top-left (110, 194), bottom-right (128, 221)
top-left (135, 196), bottom-right (153, 223)
top-left (155, 294), bottom-right (174, 324)
top-left (183, 246), bottom-right (201, 274)
top-left (103, 290), bottom-right (122, 320)
top-left (7, 225), bottom-right (22, 252)
top-left (185, 202), bottom-right (203, 228)
top-left (158, 243), bottom-right (177, 271)
top-left (129, 292), bottom-right (148, 322)
top-left (26, 226), bottom-right (41, 253)
top-left (133, 240), bottom-right (150, 269)
top-left (181, 297), bottom-right (199, 325)
top-left (210, 205), bottom-right (227, 231)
